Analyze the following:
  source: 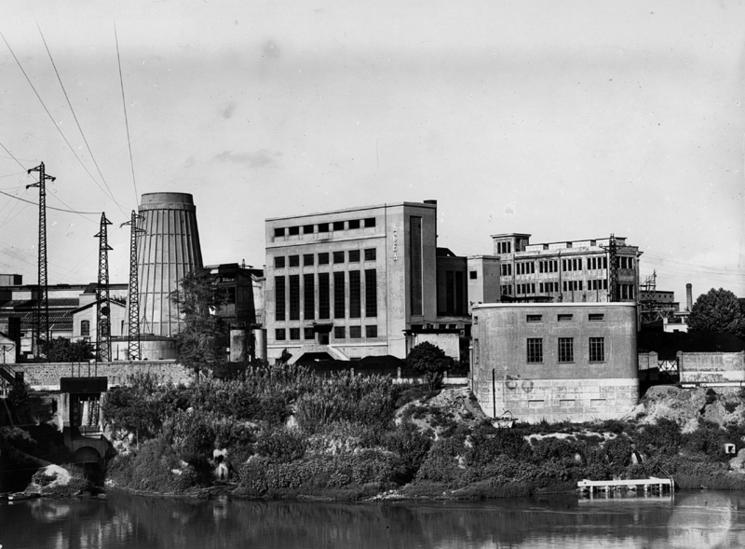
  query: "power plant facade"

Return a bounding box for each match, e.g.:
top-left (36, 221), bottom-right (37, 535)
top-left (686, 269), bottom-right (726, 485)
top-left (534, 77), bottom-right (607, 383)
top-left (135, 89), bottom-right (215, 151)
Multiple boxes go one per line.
top-left (136, 192), bottom-right (203, 339)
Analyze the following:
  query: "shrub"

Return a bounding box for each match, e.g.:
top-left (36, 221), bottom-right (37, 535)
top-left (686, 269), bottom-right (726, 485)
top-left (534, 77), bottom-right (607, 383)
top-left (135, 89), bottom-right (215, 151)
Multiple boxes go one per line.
top-left (383, 423), bottom-right (433, 483)
top-left (406, 342), bottom-right (452, 389)
top-left (256, 428), bottom-right (306, 462)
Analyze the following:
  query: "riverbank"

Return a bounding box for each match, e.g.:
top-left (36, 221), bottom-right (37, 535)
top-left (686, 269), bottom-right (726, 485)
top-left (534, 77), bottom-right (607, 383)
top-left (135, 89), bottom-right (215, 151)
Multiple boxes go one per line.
top-left (94, 367), bottom-right (745, 502)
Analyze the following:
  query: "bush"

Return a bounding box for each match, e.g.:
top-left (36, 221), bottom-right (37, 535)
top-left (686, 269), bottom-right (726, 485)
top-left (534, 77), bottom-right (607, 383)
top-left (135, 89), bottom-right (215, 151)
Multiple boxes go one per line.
top-left (383, 424), bottom-right (433, 483)
top-left (406, 342), bottom-right (452, 389)
top-left (256, 428), bottom-right (306, 462)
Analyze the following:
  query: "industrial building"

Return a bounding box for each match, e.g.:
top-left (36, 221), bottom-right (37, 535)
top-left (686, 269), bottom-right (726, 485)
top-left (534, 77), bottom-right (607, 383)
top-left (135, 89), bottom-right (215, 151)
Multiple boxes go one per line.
top-left (491, 233), bottom-right (641, 303)
top-left (471, 302), bottom-right (639, 423)
top-left (264, 200), bottom-right (470, 363)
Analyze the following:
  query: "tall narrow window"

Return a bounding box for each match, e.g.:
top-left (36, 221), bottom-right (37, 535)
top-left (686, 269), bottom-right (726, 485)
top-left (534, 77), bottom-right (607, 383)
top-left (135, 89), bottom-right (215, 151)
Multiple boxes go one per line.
top-left (289, 275), bottom-right (300, 320)
top-left (318, 273), bottom-right (330, 319)
top-left (303, 274), bottom-right (314, 320)
top-left (333, 271), bottom-right (345, 318)
top-left (80, 320), bottom-right (90, 337)
top-left (589, 337), bottom-right (605, 362)
top-left (527, 338), bottom-right (543, 363)
top-left (558, 337), bottom-right (574, 363)
top-left (349, 270), bottom-right (361, 318)
top-left (409, 216), bottom-right (423, 315)
top-left (365, 269), bottom-right (377, 317)
top-left (274, 276), bottom-right (286, 321)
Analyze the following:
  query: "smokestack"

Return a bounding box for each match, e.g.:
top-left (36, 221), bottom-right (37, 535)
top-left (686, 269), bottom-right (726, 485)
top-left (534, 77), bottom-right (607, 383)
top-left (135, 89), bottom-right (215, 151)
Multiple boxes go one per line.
top-left (686, 283), bottom-right (693, 312)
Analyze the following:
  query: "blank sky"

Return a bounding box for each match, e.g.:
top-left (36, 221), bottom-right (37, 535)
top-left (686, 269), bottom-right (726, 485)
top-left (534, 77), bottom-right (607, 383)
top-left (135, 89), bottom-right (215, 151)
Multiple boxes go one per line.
top-left (0, 0), bottom-right (743, 301)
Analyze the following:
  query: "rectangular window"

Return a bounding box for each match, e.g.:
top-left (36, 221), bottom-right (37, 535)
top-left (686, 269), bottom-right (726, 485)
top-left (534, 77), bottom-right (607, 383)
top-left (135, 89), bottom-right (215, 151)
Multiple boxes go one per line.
top-left (318, 252), bottom-right (329, 265)
top-left (333, 271), bottom-right (345, 318)
top-left (289, 275), bottom-right (300, 320)
top-left (303, 274), bottom-right (314, 320)
top-left (303, 224), bottom-right (314, 234)
top-left (365, 325), bottom-right (378, 338)
top-left (527, 338), bottom-right (543, 363)
top-left (274, 227), bottom-right (285, 238)
top-left (558, 337), bottom-right (574, 363)
top-left (558, 314), bottom-right (573, 321)
top-left (364, 248), bottom-right (376, 261)
top-left (365, 269), bottom-right (377, 317)
top-left (410, 216), bottom-right (423, 315)
top-left (81, 320), bottom-right (90, 337)
top-left (588, 313), bottom-right (604, 321)
top-left (364, 217), bottom-right (376, 227)
top-left (333, 251), bottom-right (345, 264)
top-left (274, 256), bottom-right (285, 269)
top-left (349, 326), bottom-right (362, 338)
top-left (334, 326), bottom-right (345, 339)
top-left (589, 337), bottom-right (605, 362)
top-left (470, 271), bottom-right (478, 280)
top-left (275, 328), bottom-right (286, 340)
top-left (288, 226), bottom-right (300, 236)
top-left (318, 273), bottom-right (330, 319)
top-left (304, 327), bottom-right (315, 340)
top-left (318, 223), bottom-right (329, 233)
top-left (349, 270), bottom-right (361, 318)
top-left (333, 221), bottom-right (345, 231)
top-left (526, 314), bottom-right (542, 323)
top-left (303, 253), bottom-right (314, 266)
top-left (348, 250), bottom-right (360, 262)
top-left (348, 219), bottom-right (360, 229)
top-left (289, 328), bottom-right (300, 340)
top-left (288, 255), bottom-right (299, 267)
top-left (275, 276), bottom-right (285, 321)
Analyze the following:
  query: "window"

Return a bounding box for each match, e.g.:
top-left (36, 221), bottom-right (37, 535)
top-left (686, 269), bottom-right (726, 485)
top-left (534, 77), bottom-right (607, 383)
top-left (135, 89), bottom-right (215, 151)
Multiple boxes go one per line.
top-left (318, 252), bottom-right (329, 265)
top-left (334, 326), bottom-right (345, 339)
top-left (289, 275), bottom-right (300, 320)
top-left (303, 224), bottom-right (314, 234)
top-left (527, 338), bottom-right (543, 363)
top-left (558, 314), bottom-right (573, 321)
top-left (365, 269), bottom-right (377, 317)
top-left (304, 274), bottom-right (314, 319)
top-left (348, 250), bottom-right (360, 262)
top-left (589, 337), bottom-right (605, 362)
top-left (275, 276), bottom-right (285, 321)
top-left (288, 226), bottom-right (300, 236)
top-left (349, 271), bottom-right (361, 318)
top-left (365, 325), bottom-right (378, 338)
top-left (318, 273), bottom-right (330, 319)
top-left (588, 313), bottom-right (604, 321)
top-left (410, 216), bottom-right (423, 316)
top-left (501, 264), bottom-right (512, 276)
top-left (364, 248), bottom-right (376, 261)
top-left (288, 255), bottom-right (299, 267)
top-left (558, 337), bottom-right (574, 363)
top-left (333, 221), bottom-right (345, 231)
top-left (349, 326), bottom-right (362, 338)
top-left (526, 314), bottom-right (542, 323)
top-left (274, 256), bottom-right (285, 269)
top-left (304, 327), bottom-right (315, 340)
top-left (80, 320), bottom-right (90, 337)
top-left (274, 227), bottom-right (285, 238)
top-left (275, 328), bottom-right (286, 340)
top-left (333, 271), bottom-right (345, 318)
top-left (364, 217), bottom-right (376, 228)
top-left (348, 219), bottom-right (360, 229)
top-left (318, 223), bottom-right (329, 233)
top-left (333, 251), bottom-right (345, 264)
top-left (289, 328), bottom-right (300, 340)
top-left (469, 271), bottom-right (478, 280)
top-left (303, 253), bottom-right (314, 266)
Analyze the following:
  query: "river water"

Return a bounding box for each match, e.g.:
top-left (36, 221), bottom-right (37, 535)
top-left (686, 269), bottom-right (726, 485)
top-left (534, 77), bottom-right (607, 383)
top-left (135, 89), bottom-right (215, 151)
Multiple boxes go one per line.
top-left (1, 491), bottom-right (744, 548)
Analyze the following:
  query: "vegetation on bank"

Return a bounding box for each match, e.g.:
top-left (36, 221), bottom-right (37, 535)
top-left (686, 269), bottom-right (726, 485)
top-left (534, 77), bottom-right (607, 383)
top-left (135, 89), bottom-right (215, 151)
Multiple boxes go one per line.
top-left (100, 365), bottom-right (745, 500)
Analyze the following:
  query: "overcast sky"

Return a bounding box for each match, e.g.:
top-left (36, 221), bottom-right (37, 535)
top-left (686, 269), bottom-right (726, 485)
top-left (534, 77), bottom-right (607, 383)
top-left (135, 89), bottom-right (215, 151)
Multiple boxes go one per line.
top-left (0, 0), bottom-right (743, 302)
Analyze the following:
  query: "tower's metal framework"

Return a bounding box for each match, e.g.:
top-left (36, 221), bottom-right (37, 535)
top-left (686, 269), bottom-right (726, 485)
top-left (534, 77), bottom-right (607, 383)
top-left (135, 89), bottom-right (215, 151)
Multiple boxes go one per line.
top-left (121, 210), bottom-right (144, 360)
top-left (26, 162), bottom-right (55, 357)
top-left (95, 212), bottom-right (113, 362)
top-left (607, 233), bottom-right (619, 302)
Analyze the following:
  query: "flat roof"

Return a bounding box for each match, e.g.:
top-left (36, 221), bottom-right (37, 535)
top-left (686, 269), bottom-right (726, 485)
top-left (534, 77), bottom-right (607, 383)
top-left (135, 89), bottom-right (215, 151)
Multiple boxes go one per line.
top-left (473, 302), bottom-right (637, 310)
top-left (266, 201), bottom-right (436, 222)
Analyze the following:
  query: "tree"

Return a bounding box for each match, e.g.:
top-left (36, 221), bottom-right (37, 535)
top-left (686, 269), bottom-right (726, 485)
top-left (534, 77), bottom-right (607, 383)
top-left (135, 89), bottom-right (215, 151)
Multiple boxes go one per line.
top-left (41, 337), bottom-right (94, 362)
top-left (172, 269), bottom-right (229, 374)
top-left (688, 288), bottom-right (745, 338)
top-left (406, 341), bottom-right (452, 389)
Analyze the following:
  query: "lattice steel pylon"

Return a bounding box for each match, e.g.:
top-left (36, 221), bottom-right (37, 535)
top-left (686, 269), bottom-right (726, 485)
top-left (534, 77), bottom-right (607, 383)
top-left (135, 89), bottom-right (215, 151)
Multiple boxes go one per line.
top-left (94, 212), bottom-right (113, 362)
top-left (607, 234), bottom-right (619, 302)
top-left (25, 162), bottom-right (56, 358)
top-left (121, 210), bottom-right (145, 360)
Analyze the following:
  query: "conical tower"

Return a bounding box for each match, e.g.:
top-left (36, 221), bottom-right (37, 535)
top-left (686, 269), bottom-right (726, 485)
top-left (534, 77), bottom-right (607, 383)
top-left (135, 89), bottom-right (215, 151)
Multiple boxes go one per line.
top-left (136, 193), bottom-right (203, 338)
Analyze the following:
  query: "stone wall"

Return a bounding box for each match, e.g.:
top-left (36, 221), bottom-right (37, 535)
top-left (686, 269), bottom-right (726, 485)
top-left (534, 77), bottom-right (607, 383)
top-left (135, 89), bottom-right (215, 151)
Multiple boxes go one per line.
top-left (15, 360), bottom-right (193, 390)
top-left (678, 351), bottom-right (745, 385)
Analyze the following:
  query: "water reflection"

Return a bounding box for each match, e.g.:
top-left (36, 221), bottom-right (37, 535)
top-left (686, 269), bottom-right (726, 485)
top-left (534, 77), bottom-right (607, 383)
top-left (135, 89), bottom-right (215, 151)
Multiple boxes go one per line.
top-left (1, 491), bottom-right (745, 549)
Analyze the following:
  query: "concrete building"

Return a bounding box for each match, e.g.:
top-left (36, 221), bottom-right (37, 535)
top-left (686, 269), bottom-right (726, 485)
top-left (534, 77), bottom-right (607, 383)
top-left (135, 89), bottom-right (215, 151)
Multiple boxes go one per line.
top-left (471, 302), bottom-right (639, 423)
top-left (264, 200), bottom-right (470, 363)
top-left (466, 255), bottom-right (501, 313)
top-left (490, 234), bottom-right (640, 303)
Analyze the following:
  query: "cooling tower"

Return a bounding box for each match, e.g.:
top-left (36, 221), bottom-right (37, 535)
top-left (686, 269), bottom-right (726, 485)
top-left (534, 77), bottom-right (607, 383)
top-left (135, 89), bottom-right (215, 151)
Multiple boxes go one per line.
top-left (137, 192), bottom-right (203, 338)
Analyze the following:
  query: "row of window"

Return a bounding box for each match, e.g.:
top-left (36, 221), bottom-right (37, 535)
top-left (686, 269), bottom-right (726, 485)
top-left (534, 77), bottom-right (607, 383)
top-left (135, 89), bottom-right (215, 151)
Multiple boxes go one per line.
top-left (505, 280), bottom-right (609, 295)
top-left (539, 260), bottom-right (558, 273)
top-left (274, 248), bottom-right (376, 269)
top-left (526, 313), bottom-right (605, 322)
top-left (273, 217), bottom-right (376, 238)
top-left (516, 262), bottom-right (535, 275)
top-left (501, 264), bottom-right (512, 276)
top-left (275, 325), bottom-right (378, 341)
top-left (499, 255), bottom-right (635, 277)
top-left (275, 269), bottom-right (377, 321)
top-left (526, 337), bottom-right (605, 363)
top-left (496, 241), bottom-right (512, 254)
top-left (517, 283), bottom-right (535, 294)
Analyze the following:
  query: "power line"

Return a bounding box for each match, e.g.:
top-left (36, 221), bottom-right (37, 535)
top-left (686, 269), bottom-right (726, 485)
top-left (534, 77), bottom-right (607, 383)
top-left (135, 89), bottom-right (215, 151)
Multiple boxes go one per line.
top-left (114, 23), bottom-right (139, 206)
top-left (0, 32), bottom-right (124, 213)
top-left (0, 138), bottom-right (30, 173)
top-left (0, 188), bottom-right (99, 215)
top-left (36, 23), bottom-right (123, 212)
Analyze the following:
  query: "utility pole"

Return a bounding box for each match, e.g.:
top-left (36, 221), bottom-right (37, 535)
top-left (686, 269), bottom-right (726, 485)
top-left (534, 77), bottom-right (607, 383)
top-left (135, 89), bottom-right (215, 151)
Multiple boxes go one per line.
top-left (121, 210), bottom-right (144, 360)
top-left (26, 162), bottom-right (55, 358)
top-left (95, 213), bottom-right (113, 363)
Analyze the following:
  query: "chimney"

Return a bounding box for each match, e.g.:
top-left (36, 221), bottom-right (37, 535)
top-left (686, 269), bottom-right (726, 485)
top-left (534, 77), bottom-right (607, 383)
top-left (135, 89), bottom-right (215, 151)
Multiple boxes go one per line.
top-left (686, 283), bottom-right (693, 312)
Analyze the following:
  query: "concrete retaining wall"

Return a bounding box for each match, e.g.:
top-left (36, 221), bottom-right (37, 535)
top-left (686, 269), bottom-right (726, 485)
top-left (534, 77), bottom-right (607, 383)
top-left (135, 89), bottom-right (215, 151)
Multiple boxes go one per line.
top-left (678, 351), bottom-right (745, 384)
